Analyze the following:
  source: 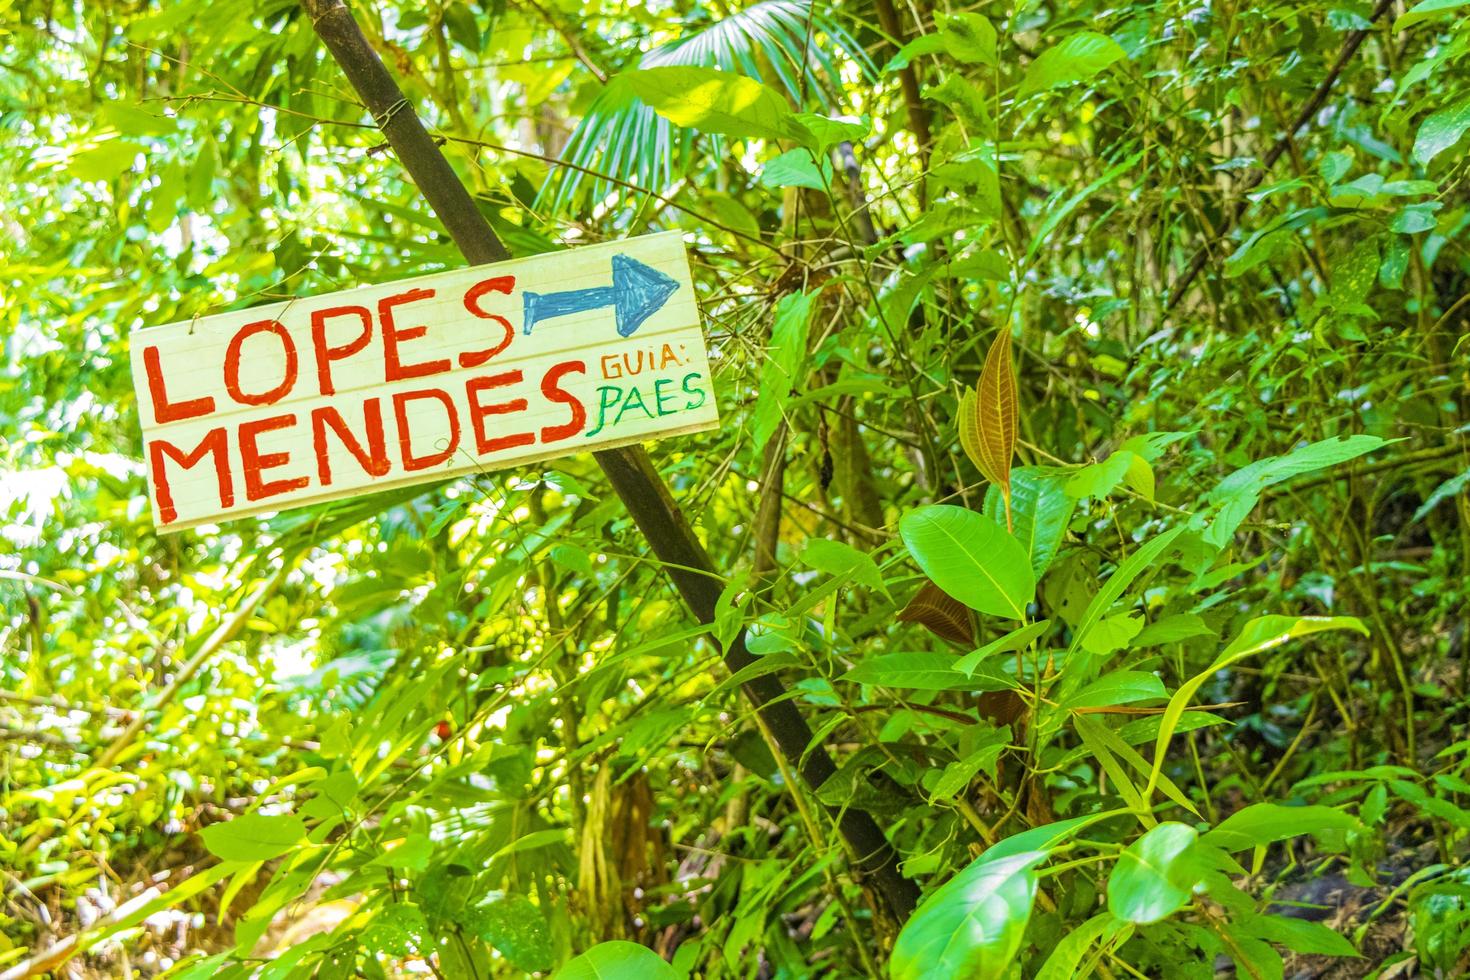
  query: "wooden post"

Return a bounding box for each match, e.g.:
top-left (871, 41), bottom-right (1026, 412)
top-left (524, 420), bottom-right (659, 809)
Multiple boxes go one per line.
top-left (298, 0), bottom-right (921, 923)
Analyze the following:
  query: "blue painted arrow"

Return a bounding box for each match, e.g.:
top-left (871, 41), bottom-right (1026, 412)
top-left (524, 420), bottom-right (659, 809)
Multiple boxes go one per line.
top-left (522, 253), bottom-right (679, 337)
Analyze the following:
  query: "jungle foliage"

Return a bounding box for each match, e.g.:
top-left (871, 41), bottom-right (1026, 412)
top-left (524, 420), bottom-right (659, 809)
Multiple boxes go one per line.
top-left (3, 0), bottom-right (1470, 977)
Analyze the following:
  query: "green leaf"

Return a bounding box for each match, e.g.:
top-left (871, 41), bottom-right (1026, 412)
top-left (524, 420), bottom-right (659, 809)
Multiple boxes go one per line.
top-left (1107, 822), bottom-right (1200, 924)
top-left (1412, 468), bottom-right (1470, 523)
top-left (750, 290), bottom-right (813, 461)
top-left (800, 538), bottom-right (887, 595)
top-left (1395, 0), bottom-right (1470, 29)
top-left (1414, 98), bottom-right (1470, 165)
top-left (1236, 914), bottom-right (1360, 957)
top-left (1065, 452), bottom-right (1136, 501)
top-left (491, 828), bottom-right (567, 860)
top-left (1390, 202), bottom-right (1441, 234)
top-left (1204, 436), bottom-right (1387, 548)
top-left (623, 66), bottom-right (807, 143)
top-left (890, 850), bottom-right (1047, 980)
top-left (1133, 613), bottom-right (1217, 647)
top-left (761, 148), bottom-right (832, 190)
top-left (1018, 32), bottom-right (1126, 98)
top-left (899, 506), bottom-right (1035, 619)
top-left (1066, 670), bottom-right (1165, 709)
top-left (474, 895), bottom-right (554, 974)
top-left (1036, 913), bottom-right (1129, 980)
top-left (1218, 615), bottom-right (1368, 660)
top-left (790, 113), bottom-right (870, 152)
top-left (985, 467), bottom-right (1076, 577)
top-left (1147, 617), bottom-right (1367, 799)
top-left (938, 13), bottom-right (998, 66)
top-left (361, 903), bottom-right (429, 957)
top-left (1201, 803), bottom-right (1359, 852)
top-left (199, 813), bottom-right (306, 862)
top-left (986, 811), bottom-right (1126, 860)
top-left (554, 941), bottom-right (681, 980)
top-left (953, 619), bottom-right (1052, 676)
top-left (846, 651), bottom-right (1011, 692)
top-left (1061, 526), bottom-right (1185, 690)
top-left (1078, 613), bottom-right (1144, 658)
top-left (883, 33), bottom-right (946, 72)
top-left (67, 139), bottom-right (142, 182)
top-left (1318, 149), bottom-right (1353, 183)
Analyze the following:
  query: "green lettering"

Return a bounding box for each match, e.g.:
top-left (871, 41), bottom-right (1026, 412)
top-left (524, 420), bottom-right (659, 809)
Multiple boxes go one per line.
top-left (681, 372), bottom-right (707, 411)
top-left (614, 384), bottom-right (655, 425)
top-left (584, 385), bottom-right (624, 438)
top-left (654, 377), bottom-right (677, 416)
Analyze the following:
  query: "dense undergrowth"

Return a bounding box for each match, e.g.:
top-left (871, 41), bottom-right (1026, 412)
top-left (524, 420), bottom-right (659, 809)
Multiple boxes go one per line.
top-left (3, 0), bottom-right (1470, 977)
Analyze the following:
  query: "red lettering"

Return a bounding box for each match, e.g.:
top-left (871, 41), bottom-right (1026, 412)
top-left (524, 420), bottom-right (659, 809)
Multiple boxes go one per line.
top-left (225, 319), bottom-right (298, 406)
top-left (465, 372), bottom-right (533, 454)
top-left (381, 288), bottom-right (449, 382)
top-left (239, 414), bottom-right (309, 501)
top-left (393, 388), bottom-right (460, 470)
top-left (311, 400), bottom-right (390, 486)
top-left (149, 429), bottom-right (232, 525)
top-left (540, 360), bottom-right (587, 442)
top-left (311, 305), bottom-right (373, 396)
top-left (459, 275), bottom-right (516, 368)
top-left (143, 345), bottom-right (215, 423)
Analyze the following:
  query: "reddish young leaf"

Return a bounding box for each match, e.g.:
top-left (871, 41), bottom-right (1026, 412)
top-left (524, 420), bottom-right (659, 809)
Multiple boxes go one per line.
top-left (962, 330), bottom-right (1019, 529)
top-left (898, 580), bottom-right (976, 647)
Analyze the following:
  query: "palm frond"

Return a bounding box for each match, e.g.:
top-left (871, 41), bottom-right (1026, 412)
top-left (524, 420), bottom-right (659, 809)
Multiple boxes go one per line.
top-left (538, 0), bottom-right (874, 215)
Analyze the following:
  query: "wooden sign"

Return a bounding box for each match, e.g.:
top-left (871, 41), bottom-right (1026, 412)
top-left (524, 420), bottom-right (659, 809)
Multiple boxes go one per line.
top-left (131, 232), bottom-right (719, 530)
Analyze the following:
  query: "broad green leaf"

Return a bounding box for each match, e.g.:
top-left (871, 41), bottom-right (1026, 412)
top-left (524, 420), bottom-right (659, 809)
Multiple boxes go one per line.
top-left (554, 941), bottom-right (681, 980)
top-left (899, 505), bottom-right (1035, 619)
top-left (846, 651), bottom-right (1011, 692)
top-left (938, 12), bottom-right (998, 66)
top-left (790, 113), bottom-right (870, 153)
top-left (623, 66), bottom-right (807, 143)
top-left (890, 850), bottom-right (1047, 980)
top-left (1413, 100), bottom-right (1467, 169)
top-left (68, 139), bottom-right (143, 182)
top-left (1065, 451), bottom-right (1136, 500)
top-left (750, 290), bottom-right (813, 460)
top-left (1391, 202), bottom-right (1441, 233)
top-left (1318, 149), bottom-right (1353, 183)
top-left (1236, 914), bottom-right (1360, 957)
top-left (199, 812), bottom-right (306, 862)
top-left (801, 538), bottom-right (887, 594)
top-left (985, 467), bottom-right (1075, 577)
top-left (474, 895), bottom-right (554, 974)
top-left (491, 828), bottom-right (567, 860)
top-left (1201, 803), bottom-right (1359, 852)
top-left (985, 810), bottom-right (1126, 860)
top-left (883, 33), bottom-right (946, 73)
top-left (1396, 0), bottom-right (1470, 29)
top-left (1107, 822), bottom-right (1200, 924)
top-left (1078, 613), bottom-right (1144, 658)
top-left (1204, 436), bottom-right (1387, 548)
top-left (761, 148), bottom-right (832, 190)
top-left (1066, 670), bottom-right (1165, 709)
top-left (954, 619), bottom-right (1052, 676)
top-left (1133, 613), bottom-right (1217, 647)
top-left (1018, 32), bottom-right (1126, 98)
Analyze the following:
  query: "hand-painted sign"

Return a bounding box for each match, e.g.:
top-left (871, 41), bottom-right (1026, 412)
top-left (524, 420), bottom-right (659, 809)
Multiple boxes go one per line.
top-left (131, 232), bottom-right (719, 531)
